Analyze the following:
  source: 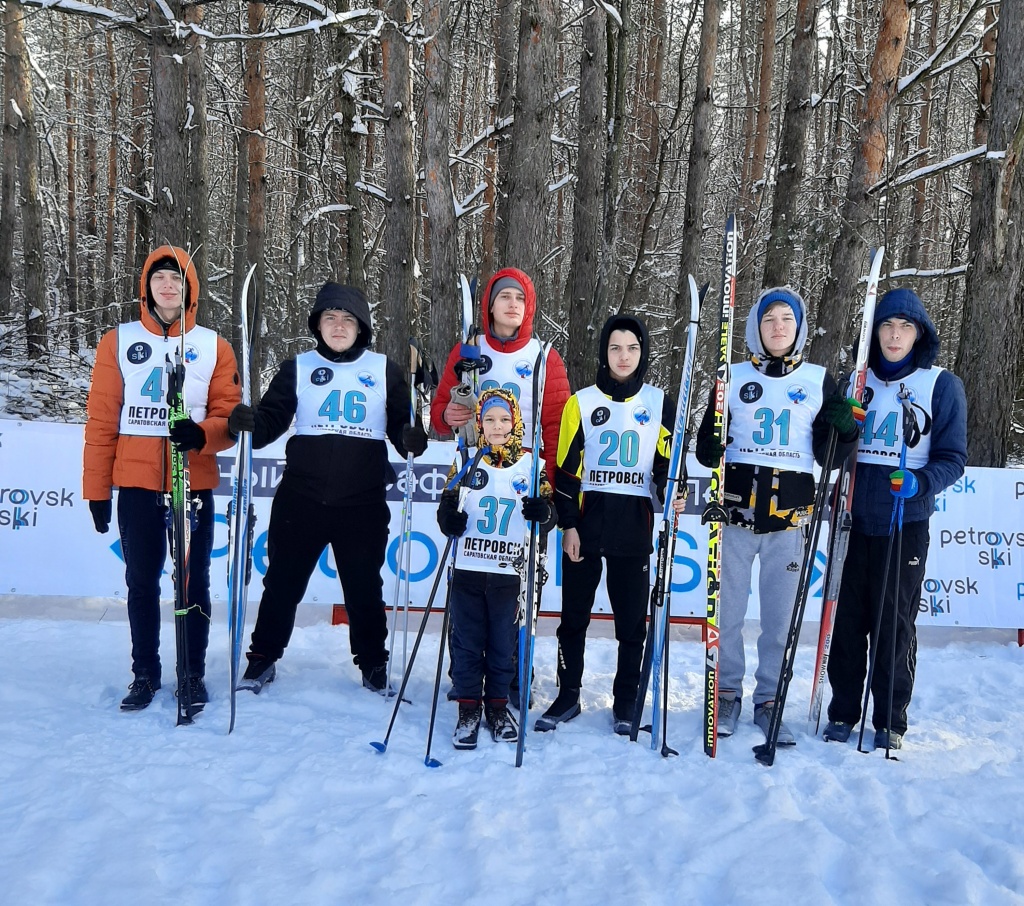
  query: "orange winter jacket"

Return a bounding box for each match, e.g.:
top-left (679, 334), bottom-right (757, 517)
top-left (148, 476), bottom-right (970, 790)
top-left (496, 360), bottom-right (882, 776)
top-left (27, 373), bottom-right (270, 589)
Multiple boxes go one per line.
top-left (83, 246), bottom-right (241, 499)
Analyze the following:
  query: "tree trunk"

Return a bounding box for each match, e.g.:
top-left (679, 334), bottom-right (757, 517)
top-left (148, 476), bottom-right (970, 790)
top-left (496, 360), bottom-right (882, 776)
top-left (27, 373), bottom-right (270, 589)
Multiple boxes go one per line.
top-left (812, 0), bottom-right (911, 374)
top-left (599, 0), bottom-right (629, 313)
top-left (64, 22), bottom-right (81, 352)
top-left (242, 3), bottom-right (267, 380)
top-left (184, 5), bottom-right (212, 328)
top-left (763, 0), bottom-right (817, 287)
top-left (0, 8), bottom-right (15, 321)
top-left (83, 32), bottom-right (100, 342)
top-left (102, 26), bottom-right (119, 333)
top-left (504, 0), bottom-right (558, 280)
top-left (5, 2), bottom-right (46, 358)
top-left (423, 0), bottom-right (461, 367)
top-left (905, 0), bottom-right (939, 272)
top-left (957, 0), bottom-right (1024, 466)
top-left (669, 0), bottom-right (722, 387)
top-left (148, 0), bottom-right (189, 245)
top-left (564, 0), bottom-right (607, 389)
top-left (378, 0), bottom-right (418, 362)
top-left (124, 45), bottom-right (149, 309)
top-left (492, 0), bottom-right (520, 270)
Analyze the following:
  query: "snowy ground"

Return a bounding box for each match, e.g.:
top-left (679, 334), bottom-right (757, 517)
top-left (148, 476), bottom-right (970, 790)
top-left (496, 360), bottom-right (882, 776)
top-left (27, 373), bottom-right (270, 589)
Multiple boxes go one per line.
top-left (1, 597), bottom-right (1022, 906)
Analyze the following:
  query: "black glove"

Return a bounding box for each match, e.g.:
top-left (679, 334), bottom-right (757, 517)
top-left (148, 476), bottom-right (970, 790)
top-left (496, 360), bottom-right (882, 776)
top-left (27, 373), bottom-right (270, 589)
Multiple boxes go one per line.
top-left (228, 403), bottom-right (256, 436)
top-left (521, 496), bottom-right (550, 524)
top-left (402, 423), bottom-right (429, 457)
top-left (821, 392), bottom-right (857, 436)
top-left (437, 492), bottom-right (469, 538)
top-left (695, 433), bottom-right (725, 467)
top-left (169, 417), bottom-right (206, 453)
top-left (89, 499), bottom-right (112, 534)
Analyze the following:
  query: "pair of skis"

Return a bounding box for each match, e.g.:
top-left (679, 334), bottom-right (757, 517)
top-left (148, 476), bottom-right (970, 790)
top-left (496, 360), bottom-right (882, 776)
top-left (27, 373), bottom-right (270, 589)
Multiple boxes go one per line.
top-left (386, 339), bottom-right (438, 693)
top-left (515, 341), bottom-right (552, 767)
top-left (227, 264), bottom-right (260, 733)
top-left (629, 275), bottom-right (704, 755)
top-left (700, 214), bottom-right (739, 757)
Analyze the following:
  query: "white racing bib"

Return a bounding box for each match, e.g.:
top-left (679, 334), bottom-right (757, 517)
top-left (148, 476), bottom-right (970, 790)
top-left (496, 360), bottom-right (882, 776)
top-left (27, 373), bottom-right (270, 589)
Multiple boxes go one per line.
top-left (577, 383), bottom-right (664, 497)
top-left (117, 322), bottom-right (217, 436)
top-left (294, 350), bottom-right (388, 439)
top-left (858, 368), bottom-right (941, 469)
top-left (456, 454), bottom-right (534, 574)
top-left (727, 361), bottom-right (825, 474)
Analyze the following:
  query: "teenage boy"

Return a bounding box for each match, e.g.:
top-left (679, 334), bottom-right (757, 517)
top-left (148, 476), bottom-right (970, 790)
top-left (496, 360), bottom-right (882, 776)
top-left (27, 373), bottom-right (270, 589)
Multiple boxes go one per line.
top-left (84, 245), bottom-right (241, 712)
top-left (229, 283), bottom-right (428, 694)
top-left (824, 288), bottom-right (967, 750)
top-left (537, 314), bottom-right (682, 736)
top-left (694, 287), bottom-right (860, 744)
top-left (430, 268), bottom-right (570, 483)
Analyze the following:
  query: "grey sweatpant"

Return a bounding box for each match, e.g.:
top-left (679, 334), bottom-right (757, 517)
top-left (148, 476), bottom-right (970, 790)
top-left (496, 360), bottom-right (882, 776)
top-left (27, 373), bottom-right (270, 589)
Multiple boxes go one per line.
top-left (718, 523), bottom-right (806, 704)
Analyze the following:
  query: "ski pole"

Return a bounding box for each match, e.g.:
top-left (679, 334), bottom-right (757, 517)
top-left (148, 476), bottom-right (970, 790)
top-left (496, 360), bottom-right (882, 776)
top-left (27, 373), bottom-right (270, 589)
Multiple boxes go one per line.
top-left (370, 536), bottom-right (454, 754)
top-left (882, 394), bottom-right (918, 759)
top-left (753, 423), bottom-right (840, 766)
top-left (856, 390), bottom-right (917, 754)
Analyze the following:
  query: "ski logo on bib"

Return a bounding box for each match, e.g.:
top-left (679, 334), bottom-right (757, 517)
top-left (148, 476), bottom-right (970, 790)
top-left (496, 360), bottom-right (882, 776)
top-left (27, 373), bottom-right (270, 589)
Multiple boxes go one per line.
top-left (127, 342), bottom-right (152, 364)
top-left (511, 473), bottom-right (530, 496)
top-left (591, 407), bottom-right (611, 427)
top-left (468, 468), bottom-right (489, 490)
top-left (478, 354), bottom-right (493, 375)
top-left (739, 381), bottom-right (762, 403)
top-left (786, 384), bottom-right (809, 405)
top-left (862, 386), bottom-right (875, 406)
top-left (514, 360), bottom-right (534, 380)
top-left (357, 371), bottom-right (377, 388)
top-left (632, 406), bottom-right (652, 426)
top-left (311, 367), bottom-right (333, 385)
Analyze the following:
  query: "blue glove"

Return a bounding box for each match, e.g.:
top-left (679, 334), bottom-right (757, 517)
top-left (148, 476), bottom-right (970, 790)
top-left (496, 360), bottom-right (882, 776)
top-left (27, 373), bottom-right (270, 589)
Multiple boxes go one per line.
top-left (889, 469), bottom-right (918, 499)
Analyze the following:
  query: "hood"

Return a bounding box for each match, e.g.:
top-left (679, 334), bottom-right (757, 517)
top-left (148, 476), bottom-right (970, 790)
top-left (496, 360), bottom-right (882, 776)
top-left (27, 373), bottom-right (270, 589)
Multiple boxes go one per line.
top-left (870, 288), bottom-right (940, 372)
top-left (744, 285), bottom-right (809, 359)
top-left (480, 267), bottom-right (536, 344)
top-left (308, 283), bottom-right (373, 359)
top-left (596, 313), bottom-right (649, 400)
top-left (139, 246), bottom-right (200, 335)
top-left (476, 386), bottom-right (525, 467)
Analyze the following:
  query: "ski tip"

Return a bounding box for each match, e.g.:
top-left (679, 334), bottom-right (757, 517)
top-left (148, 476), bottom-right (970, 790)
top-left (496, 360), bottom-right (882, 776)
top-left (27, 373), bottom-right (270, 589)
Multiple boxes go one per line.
top-left (369, 741), bottom-right (387, 754)
top-left (425, 757), bottom-right (443, 769)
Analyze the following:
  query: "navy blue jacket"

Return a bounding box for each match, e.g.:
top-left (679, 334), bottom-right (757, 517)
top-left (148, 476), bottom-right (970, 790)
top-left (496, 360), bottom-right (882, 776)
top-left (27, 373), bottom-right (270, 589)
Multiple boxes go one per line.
top-left (851, 291), bottom-right (967, 535)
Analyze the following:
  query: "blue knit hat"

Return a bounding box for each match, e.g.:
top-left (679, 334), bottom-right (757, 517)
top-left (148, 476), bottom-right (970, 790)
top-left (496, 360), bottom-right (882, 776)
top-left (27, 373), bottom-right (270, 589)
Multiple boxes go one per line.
top-left (757, 287), bottom-right (803, 329)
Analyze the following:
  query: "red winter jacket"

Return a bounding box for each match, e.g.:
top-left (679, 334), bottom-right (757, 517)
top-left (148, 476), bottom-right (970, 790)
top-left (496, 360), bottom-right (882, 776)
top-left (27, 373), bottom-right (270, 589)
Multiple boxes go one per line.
top-left (429, 267), bottom-right (571, 485)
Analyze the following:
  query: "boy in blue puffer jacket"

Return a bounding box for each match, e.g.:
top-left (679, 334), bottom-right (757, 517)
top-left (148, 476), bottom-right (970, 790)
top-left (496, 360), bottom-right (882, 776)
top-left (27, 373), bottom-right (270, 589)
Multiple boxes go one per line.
top-left (823, 288), bottom-right (967, 751)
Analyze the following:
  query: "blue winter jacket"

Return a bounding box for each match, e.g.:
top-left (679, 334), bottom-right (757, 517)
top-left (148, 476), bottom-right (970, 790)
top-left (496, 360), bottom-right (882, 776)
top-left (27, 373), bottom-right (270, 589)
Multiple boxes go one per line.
top-left (851, 290), bottom-right (968, 536)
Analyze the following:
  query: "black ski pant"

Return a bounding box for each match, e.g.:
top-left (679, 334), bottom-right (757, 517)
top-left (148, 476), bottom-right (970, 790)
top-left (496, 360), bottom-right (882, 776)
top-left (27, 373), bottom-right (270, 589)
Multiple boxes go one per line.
top-left (117, 486), bottom-right (214, 683)
top-left (556, 550), bottom-right (649, 715)
top-left (826, 521), bottom-right (929, 736)
top-left (449, 569), bottom-right (519, 703)
top-left (249, 483), bottom-right (390, 671)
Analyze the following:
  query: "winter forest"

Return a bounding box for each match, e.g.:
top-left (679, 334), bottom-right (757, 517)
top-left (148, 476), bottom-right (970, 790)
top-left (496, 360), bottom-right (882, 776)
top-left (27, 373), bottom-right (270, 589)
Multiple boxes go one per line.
top-left (1, 0), bottom-right (1022, 461)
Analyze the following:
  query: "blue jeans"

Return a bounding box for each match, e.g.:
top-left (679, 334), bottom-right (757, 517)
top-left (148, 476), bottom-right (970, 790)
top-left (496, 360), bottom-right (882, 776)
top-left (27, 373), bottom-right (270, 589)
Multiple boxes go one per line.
top-left (117, 486), bottom-right (214, 682)
top-left (449, 569), bottom-right (519, 702)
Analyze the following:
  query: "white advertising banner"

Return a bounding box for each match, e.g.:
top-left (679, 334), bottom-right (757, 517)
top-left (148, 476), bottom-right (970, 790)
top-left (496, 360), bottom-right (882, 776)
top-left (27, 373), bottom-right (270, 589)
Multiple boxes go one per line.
top-left (1, 418), bottom-right (1021, 628)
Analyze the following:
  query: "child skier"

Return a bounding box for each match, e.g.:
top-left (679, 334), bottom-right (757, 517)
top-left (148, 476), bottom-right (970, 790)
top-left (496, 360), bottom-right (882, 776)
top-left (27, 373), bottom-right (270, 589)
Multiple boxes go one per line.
top-left (436, 388), bottom-right (554, 749)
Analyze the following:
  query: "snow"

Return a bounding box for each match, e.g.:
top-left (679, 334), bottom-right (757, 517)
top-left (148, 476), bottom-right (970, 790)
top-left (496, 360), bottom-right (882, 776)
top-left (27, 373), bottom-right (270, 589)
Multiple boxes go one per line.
top-left (2, 597), bottom-right (1023, 905)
